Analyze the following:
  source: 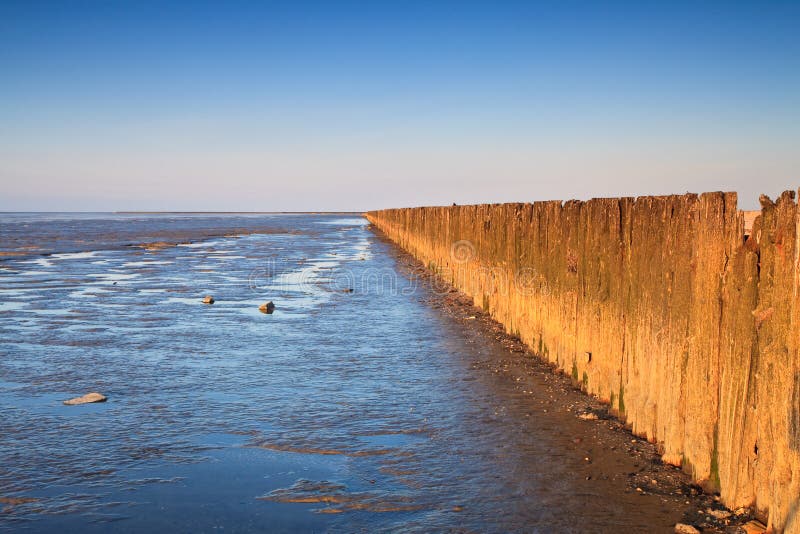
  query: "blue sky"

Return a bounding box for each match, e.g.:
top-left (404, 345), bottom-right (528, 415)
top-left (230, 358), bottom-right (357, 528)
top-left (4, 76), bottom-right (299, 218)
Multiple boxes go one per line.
top-left (0, 0), bottom-right (798, 211)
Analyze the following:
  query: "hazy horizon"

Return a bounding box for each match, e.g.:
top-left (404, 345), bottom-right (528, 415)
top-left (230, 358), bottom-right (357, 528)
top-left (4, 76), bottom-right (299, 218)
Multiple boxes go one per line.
top-left (1, 1), bottom-right (798, 212)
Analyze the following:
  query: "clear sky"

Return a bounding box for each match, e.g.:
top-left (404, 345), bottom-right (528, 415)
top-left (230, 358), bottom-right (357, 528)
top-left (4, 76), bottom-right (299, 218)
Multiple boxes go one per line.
top-left (0, 0), bottom-right (798, 211)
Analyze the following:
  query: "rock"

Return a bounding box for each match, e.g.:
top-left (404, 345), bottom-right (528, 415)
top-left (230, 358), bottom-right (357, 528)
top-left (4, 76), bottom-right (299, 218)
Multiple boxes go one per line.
top-left (741, 520), bottom-right (768, 534)
top-left (578, 412), bottom-right (598, 420)
top-left (140, 241), bottom-right (173, 251)
top-left (0, 496), bottom-right (38, 510)
top-left (674, 524), bottom-right (700, 534)
top-left (706, 508), bottom-right (732, 519)
top-left (343, 288), bottom-right (354, 293)
top-left (202, 296), bottom-right (215, 304)
top-left (259, 301), bottom-right (275, 314)
top-left (63, 392), bottom-right (107, 406)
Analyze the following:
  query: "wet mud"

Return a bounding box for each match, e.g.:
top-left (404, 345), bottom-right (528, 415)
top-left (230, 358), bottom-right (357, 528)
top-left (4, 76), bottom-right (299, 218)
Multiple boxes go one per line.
top-left (376, 228), bottom-right (759, 534)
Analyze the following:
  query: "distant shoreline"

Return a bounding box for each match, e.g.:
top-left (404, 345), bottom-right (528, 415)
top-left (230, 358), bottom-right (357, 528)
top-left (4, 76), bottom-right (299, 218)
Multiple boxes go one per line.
top-left (114, 211), bottom-right (366, 215)
top-left (0, 211), bottom-right (366, 215)
top-left (0, 210), bottom-right (366, 215)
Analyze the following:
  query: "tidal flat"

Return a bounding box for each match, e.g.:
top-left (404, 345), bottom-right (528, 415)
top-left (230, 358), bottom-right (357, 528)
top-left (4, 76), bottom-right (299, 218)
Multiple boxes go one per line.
top-left (0, 213), bottom-right (739, 532)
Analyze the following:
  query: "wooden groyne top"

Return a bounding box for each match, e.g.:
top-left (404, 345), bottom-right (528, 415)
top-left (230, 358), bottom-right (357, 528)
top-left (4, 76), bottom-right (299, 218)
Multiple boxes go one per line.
top-left (368, 190), bottom-right (800, 533)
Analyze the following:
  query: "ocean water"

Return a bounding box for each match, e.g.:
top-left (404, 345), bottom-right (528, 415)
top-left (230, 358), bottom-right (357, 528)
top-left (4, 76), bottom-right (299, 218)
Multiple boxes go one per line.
top-left (1, 213), bottom-right (683, 532)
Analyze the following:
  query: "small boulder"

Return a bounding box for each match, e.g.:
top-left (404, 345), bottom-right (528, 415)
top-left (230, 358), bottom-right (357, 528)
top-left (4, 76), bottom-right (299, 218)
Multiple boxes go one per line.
top-left (674, 524), bottom-right (700, 534)
top-left (202, 295), bottom-right (215, 304)
top-left (259, 301), bottom-right (275, 314)
top-left (63, 392), bottom-right (107, 406)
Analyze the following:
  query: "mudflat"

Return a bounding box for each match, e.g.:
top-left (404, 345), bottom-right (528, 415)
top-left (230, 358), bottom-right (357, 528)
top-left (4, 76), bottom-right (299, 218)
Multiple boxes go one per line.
top-left (0, 213), bottom-right (749, 532)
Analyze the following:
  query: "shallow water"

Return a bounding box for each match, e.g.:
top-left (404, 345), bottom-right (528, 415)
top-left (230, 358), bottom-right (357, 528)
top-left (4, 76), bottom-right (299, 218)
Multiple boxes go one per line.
top-left (1, 214), bottom-right (682, 532)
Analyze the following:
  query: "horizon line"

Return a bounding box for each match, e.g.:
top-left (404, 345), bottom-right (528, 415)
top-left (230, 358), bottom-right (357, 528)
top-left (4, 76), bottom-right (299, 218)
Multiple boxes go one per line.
top-left (0, 210), bottom-right (368, 215)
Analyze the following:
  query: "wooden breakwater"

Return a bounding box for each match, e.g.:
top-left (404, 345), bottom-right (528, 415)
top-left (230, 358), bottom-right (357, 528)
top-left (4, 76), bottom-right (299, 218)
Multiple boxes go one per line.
top-left (367, 190), bottom-right (800, 532)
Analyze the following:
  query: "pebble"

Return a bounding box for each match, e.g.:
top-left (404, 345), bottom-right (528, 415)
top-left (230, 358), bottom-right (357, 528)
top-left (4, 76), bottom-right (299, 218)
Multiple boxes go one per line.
top-left (706, 508), bottom-right (732, 519)
top-left (741, 520), bottom-right (768, 533)
top-left (674, 523), bottom-right (700, 534)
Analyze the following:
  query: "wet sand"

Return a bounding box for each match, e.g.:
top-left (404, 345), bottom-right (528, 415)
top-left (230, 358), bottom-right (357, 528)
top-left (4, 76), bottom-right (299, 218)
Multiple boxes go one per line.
top-left (374, 228), bottom-right (757, 534)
